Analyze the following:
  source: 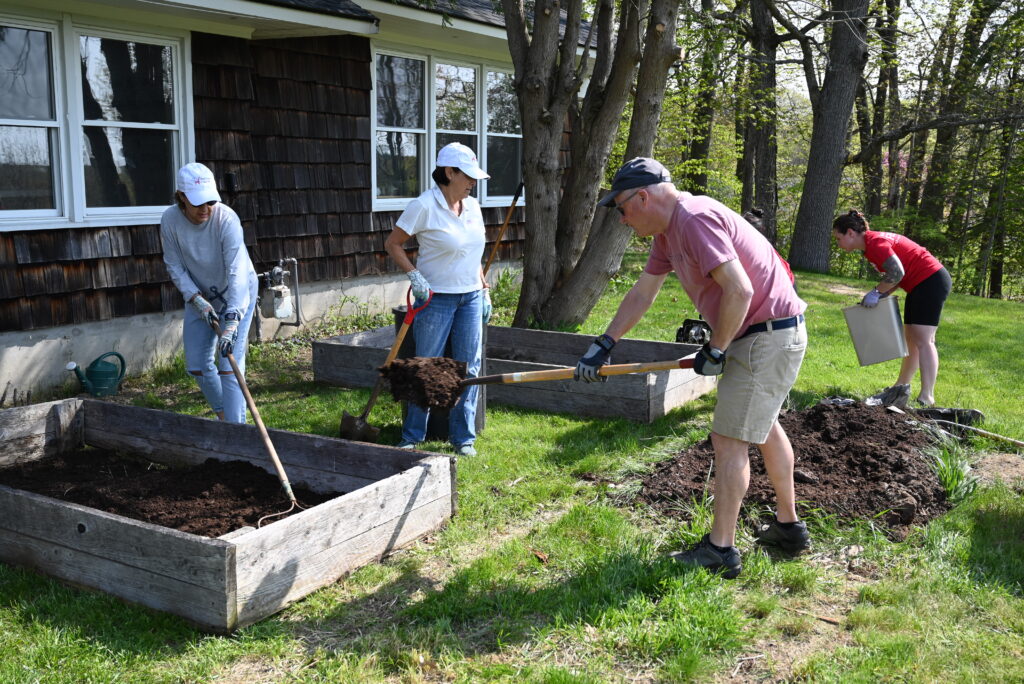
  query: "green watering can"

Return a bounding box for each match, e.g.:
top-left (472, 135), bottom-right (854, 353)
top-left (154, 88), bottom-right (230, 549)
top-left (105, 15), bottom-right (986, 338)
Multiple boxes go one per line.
top-left (66, 352), bottom-right (126, 397)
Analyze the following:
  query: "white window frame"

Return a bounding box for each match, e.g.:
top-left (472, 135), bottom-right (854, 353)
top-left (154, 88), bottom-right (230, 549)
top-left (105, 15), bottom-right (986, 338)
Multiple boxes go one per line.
top-left (0, 9), bottom-right (193, 232)
top-left (372, 45), bottom-right (523, 211)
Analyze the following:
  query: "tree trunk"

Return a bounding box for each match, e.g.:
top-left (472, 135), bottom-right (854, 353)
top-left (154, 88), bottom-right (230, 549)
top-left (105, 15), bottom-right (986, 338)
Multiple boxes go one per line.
top-left (918, 0), bottom-right (1002, 223)
top-left (538, 0), bottom-right (682, 326)
top-left (787, 0), bottom-right (870, 272)
top-left (683, 0), bottom-right (723, 193)
top-left (749, 0), bottom-right (779, 244)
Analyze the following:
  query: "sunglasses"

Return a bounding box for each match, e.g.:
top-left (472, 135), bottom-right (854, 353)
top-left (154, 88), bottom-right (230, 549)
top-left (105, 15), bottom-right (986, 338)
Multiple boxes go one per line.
top-left (614, 188), bottom-right (642, 215)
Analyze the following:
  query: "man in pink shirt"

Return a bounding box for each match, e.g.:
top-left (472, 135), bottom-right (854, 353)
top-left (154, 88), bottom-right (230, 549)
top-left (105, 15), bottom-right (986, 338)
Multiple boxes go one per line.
top-left (575, 158), bottom-right (809, 579)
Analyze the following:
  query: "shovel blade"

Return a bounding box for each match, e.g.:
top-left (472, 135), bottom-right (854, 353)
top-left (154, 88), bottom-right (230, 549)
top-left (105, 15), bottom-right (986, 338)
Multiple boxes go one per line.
top-left (339, 410), bottom-right (380, 443)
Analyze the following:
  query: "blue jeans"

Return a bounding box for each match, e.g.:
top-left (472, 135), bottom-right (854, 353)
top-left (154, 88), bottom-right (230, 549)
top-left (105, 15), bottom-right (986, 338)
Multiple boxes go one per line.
top-left (183, 274), bottom-right (258, 423)
top-left (401, 290), bottom-right (483, 447)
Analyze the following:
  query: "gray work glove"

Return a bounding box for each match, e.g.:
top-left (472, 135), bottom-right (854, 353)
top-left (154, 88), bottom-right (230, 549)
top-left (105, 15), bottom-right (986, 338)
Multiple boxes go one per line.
top-left (408, 270), bottom-right (431, 301)
top-left (219, 312), bottom-right (240, 357)
top-left (482, 289), bottom-right (492, 324)
top-left (189, 293), bottom-right (219, 328)
top-left (574, 334), bottom-right (615, 382)
top-left (861, 288), bottom-right (881, 308)
top-left (693, 343), bottom-right (726, 376)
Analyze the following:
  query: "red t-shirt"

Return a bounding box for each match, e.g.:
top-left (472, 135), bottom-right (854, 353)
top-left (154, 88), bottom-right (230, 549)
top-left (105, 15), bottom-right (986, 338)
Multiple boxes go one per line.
top-left (644, 193), bottom-right (805, 337)
top-left (862, 231), bottom-right (942, 293)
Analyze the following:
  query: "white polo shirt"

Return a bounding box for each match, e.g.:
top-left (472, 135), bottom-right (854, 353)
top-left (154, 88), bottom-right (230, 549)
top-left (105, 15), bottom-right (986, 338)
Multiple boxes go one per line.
top-left (397, 186), bottom-right (486, 293)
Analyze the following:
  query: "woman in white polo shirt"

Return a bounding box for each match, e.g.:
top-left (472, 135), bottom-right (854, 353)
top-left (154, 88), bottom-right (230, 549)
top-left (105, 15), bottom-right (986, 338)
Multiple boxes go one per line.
top-left (384, 143), bottom-right (491, 456)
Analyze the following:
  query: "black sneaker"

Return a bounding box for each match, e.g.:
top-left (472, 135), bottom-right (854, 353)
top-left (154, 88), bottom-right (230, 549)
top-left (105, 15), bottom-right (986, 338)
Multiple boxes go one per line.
top-left (755, 517), bottom-right (811, 554)
top-left (668, 534), bottom-right (742, 579)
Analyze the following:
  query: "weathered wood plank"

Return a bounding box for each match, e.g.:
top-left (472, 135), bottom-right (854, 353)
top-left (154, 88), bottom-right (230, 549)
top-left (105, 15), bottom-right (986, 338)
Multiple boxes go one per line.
top-left (232, 456), bottom-right (451, 623)
top-left (486, 326), bottom-right (697, 367)
top-left (311, 327), bottom-right (392, 388)
top-left (0, 399), bottom-right (82, 466)
top-left (82, 401), bottom-right (420, 485)
top-left (0, 526), bottom-right (235, 631)
top-left (0, 484), bottom-right (232, 590)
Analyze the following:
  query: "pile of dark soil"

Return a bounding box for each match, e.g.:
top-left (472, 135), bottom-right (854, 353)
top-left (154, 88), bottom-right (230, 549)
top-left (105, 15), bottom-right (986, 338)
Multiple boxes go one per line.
top-left (640, 402), bottom-right (951, 539)
top-left (0, 448), bottom-right (335, 537)
top-left (380, 356), bottom-right (467, 409)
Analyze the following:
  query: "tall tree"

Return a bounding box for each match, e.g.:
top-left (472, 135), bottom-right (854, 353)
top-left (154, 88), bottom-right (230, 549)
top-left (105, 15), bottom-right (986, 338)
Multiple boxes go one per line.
top-left (502, 0), bottom-right (683, 327)
top-left (780, 0), bottom-right (871, 272)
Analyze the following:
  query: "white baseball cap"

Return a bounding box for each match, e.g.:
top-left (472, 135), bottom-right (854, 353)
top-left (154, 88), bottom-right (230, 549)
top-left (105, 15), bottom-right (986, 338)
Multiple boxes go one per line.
top-left (436, 142), bottom-right (490, 180)
top-left (176, 162), bottom-right (222, 205)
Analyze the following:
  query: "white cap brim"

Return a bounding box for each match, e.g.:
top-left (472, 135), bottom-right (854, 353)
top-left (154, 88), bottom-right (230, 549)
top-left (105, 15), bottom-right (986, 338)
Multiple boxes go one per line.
top-left (459, 164), bottom-right (490, 180)
top-left (183, 186), bottom-right (221, 205)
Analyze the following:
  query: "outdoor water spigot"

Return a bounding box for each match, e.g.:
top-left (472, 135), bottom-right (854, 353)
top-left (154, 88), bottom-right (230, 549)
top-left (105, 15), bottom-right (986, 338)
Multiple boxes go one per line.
top-left (66, 351), bottom-right (126, 397)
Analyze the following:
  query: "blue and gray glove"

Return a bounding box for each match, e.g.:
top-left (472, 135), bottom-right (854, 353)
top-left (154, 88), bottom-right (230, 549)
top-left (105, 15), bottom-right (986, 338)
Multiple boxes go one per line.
top-left (693, 343), bottom-right (726, 376)
top-left (574, 334), bottom-right (616, 382)
top-left (482, 288), bottom-right (492, 324)
top-left (219, 312), bottom-right (240, 357)
top-left (407, 270), bottom-right (431, 301)
top-left (861, 288), bottom-right (882, 308)
top-left (189, 293), bottom-right (219, 328)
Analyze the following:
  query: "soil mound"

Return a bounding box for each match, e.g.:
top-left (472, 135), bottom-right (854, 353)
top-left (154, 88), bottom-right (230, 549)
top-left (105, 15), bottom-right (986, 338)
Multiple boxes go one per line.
top-left (0, 449), bottom-right (334, 537)
top-left (380, 356), bottom-right (466, 409)
top-left (639, 402), bottom-right (951, 539)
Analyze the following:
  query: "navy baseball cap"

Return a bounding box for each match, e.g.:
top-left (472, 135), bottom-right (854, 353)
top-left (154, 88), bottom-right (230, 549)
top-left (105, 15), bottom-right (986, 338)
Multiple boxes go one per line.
top-left (597, 157), bottom-right (672, 207)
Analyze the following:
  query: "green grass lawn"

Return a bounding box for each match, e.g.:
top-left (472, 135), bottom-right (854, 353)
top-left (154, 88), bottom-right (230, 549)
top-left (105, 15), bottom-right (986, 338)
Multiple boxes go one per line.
top-left (2, 266), bottom-right (1022, 682)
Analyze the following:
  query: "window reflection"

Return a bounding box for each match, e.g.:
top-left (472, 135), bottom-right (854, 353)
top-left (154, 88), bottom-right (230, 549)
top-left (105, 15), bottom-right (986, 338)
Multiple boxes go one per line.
top-left (82, 128), bottom-right (172, 207)
top-left (436, 64), bottom-right (475, 132)
top-left (486, 136), bottom-right (522, 196)
top-left (0, 26), bottom-right (54, 120)
top-left (376, 131), bottom-right (420, 198)
top-left (487, 72), bottom-right (520, 135)
top-left (79, 36), bottom-right (173, 124)
top-left (0, 125), bottom-right (55, 210)
top-left (376, 55), bottom-right (424, 129)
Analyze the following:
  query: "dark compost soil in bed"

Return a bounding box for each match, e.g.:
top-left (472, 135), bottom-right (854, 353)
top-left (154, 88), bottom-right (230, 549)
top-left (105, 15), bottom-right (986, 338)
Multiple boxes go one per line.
top-left (0, 448), bottom-right (336, 537)
top-left (639, 402), bottom-right (952, 540)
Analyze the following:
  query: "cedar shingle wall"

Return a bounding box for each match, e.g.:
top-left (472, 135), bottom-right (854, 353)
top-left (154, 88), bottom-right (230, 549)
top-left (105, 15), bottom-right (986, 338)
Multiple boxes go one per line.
top-left (0, 32), bottom-right (525, 333)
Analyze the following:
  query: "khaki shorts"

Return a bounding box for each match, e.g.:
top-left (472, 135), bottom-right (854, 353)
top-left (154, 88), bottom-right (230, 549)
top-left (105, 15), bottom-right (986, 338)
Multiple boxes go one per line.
top-left (712, 321), bottom-right (807, 444)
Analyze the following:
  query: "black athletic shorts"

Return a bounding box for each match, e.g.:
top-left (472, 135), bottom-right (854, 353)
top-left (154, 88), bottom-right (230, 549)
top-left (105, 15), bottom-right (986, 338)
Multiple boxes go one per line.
top-left (904, 267), bottom-right (951, 327)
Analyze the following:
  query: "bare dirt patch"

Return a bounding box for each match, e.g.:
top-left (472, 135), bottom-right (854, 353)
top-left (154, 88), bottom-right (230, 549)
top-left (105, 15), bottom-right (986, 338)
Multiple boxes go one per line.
top-left (639, 402), bottom-right (950, 539)
top-left (974, 452), bottom-right (1024, 490)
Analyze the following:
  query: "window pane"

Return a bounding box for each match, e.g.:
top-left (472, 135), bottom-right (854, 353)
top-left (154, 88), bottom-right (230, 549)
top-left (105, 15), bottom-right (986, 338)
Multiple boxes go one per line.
top-left (376, 130), bottom-right (420, 198)
top-left (0, 125), bottom-right (54, 209)
top-left (486, 136), bottom-right (523, 196)
top-left (376, 55), bottom-right (424, 129)
top-left (80, 36), bottom-right (174, 124)
top-left (0, 25), bottom-right (54, 121)
top-left (487, 71), bottom-right (520, 134)
top-left (82, 127), bottom-right (173, 207)
top-left (436, 63), bottom-right (475, 132)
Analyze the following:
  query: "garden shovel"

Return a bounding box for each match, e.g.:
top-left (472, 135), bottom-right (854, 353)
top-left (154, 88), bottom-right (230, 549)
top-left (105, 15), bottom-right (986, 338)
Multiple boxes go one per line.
top-left (460, 357), bottom-right (697, 387)
top-left (339, 288), bottom-right (433, 442)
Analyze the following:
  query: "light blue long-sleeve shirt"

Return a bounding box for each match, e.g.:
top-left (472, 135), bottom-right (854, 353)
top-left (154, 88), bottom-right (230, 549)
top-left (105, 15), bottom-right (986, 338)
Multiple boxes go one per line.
top-left (160, 203), bottom-right (256, 317)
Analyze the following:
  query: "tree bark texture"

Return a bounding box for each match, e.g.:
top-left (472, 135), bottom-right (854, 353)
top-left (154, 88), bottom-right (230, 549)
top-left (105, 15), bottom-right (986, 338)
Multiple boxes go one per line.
top-left (788, 0), bottom-right (870, 273)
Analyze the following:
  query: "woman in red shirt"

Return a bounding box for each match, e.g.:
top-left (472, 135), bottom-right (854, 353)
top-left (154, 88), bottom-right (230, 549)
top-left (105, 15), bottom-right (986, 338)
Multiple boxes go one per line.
top-left (833, 210), bottom-right (951, 407)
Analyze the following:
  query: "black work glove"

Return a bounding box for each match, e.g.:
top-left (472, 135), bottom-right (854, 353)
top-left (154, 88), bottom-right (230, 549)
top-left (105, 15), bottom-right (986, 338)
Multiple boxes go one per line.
top-left (574, 334), bottom-right (616, 382)
top-left (693, 343), bottom-right (726, 376)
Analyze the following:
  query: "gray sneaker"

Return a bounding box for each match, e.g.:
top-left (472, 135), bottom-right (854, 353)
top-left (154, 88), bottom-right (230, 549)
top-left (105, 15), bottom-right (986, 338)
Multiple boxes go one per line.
top-left (866, 383), bottom-right (910, 408)
top-left (755, 517), bottom-right (811, 554)
top-left (668, 534), bottom-right (742, 579)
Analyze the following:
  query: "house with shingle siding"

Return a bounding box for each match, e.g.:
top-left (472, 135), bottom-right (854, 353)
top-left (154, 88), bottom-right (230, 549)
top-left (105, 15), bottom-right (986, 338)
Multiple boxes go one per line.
top-left (0, 0), bottom-right (529, 395)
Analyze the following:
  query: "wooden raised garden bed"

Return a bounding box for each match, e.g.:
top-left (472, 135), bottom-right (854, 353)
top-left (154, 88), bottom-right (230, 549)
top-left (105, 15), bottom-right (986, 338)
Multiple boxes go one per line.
top-left (0, 399), bottom-right (455, 632)
top-left (313, 325), bottom-right (716, 423)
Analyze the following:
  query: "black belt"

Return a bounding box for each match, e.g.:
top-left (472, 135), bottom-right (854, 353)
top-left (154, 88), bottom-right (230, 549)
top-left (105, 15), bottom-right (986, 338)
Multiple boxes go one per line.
top-left (739, 313), bottom-right (804, 339)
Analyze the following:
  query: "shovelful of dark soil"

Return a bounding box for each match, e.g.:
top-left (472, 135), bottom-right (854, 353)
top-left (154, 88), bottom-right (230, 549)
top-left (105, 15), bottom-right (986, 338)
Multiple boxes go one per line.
top-left (379, 356), bottom-right (467, 410)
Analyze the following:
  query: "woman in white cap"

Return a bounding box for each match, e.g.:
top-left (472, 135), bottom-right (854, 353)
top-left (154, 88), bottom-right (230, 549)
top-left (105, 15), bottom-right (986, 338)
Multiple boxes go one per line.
top-left (384, 142), bottom-right (491, 456)
top-left (161, 162), bottom-right (258, 423)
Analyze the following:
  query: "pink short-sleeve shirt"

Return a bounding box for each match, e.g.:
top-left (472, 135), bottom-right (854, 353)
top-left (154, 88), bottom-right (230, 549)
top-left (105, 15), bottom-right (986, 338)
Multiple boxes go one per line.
top-left (644, 193), bottom-right (806, 337)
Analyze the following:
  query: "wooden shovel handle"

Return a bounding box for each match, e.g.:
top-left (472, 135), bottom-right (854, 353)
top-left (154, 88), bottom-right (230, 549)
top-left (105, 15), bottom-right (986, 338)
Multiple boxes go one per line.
top-left (482, 181), bottom-right (524, 276)
top-left (213, 321), bottom-right (296, 504)
top-left (360, 288), bottom-right (433, 420)
top-left (461, 357), bottom-right (696, 387)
